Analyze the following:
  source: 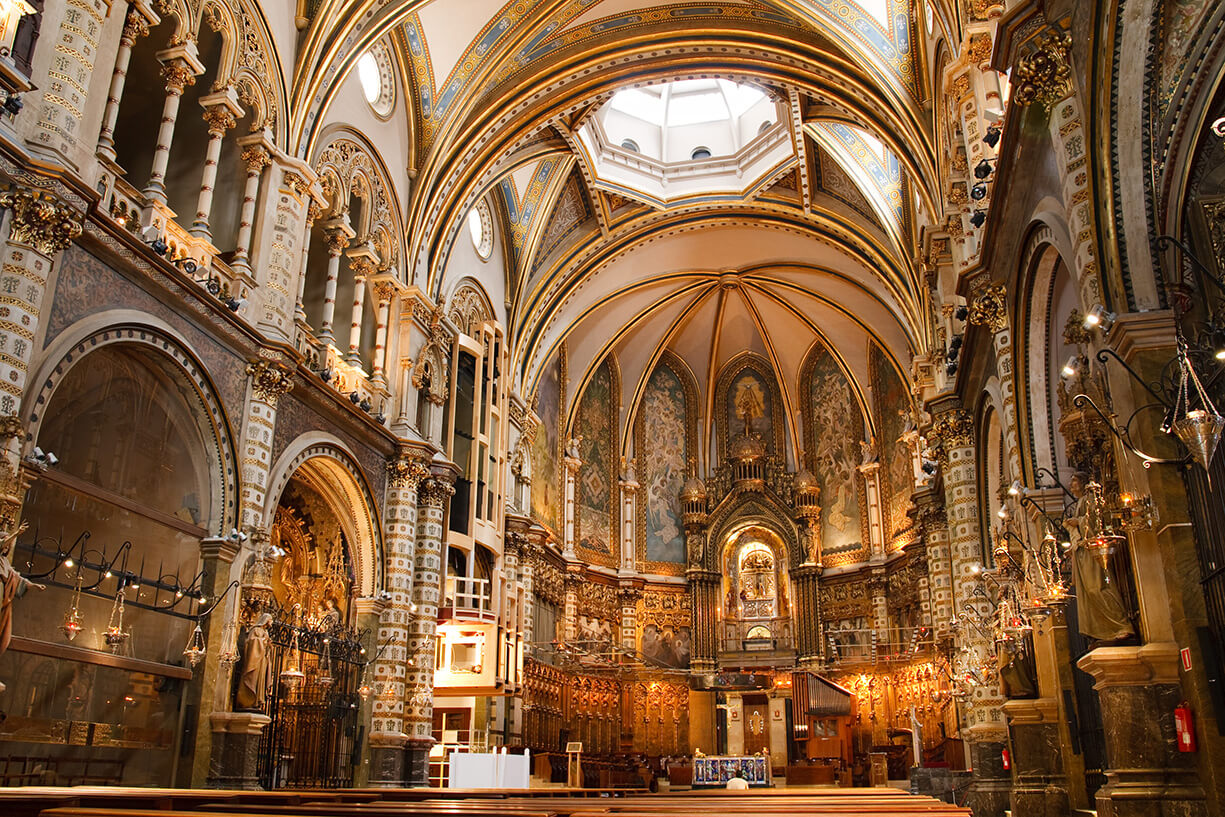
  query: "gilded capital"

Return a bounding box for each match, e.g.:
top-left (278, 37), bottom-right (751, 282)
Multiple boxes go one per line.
top-left (386, 455), bottom-right (429, 490)
top-left (1012, 32), bottom-right (1073, 111)
top-left (323, 228), bottom-right (350, 256)
top-left (161, 61), bottom-right (198, 93)
top-left (246, 360), bottom-right (294, 406)
top-left (967, 282), bottom-right (1008, 334)
top-left (417, 477), bottom-right (455, 509)
top-left (282, 171), bottom-right (309, 196)
top-left (122, 9), bottom-right (150, 44)
top-left (928, 409), bottom-right (973, 462)
top-left (373, 282), bottom-right (396, 305)
top-left (241, 145), bottom-right (272, 176)
top-left (0, 413), bottom-right (23, 441)
top-left (202, 105), bottom-right (237, 136)
top-left (0, 189), bottom-right (83, 256)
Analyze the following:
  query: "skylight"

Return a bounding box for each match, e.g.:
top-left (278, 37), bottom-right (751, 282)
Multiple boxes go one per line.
top-left (606, 80), bottom-right (768, 128)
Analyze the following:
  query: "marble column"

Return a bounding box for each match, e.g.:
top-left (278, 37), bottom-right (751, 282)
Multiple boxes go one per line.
top-left (562, 449), bottom-right (581, 558)
top-left (97, 5), bottom-right (152, 163)
top-left (929, 400), bottom-right (1008, 817)
top-left (619, 460), bottom-right (638, 572)
top-left (371, 281), bottom-right (394, 387)
top-left (1077, 644), bottom-right (1207, 817)
top-left (144, 48), bottom-right (203, 205)
top-left (190, 94), bottom-right (240, 241)
top-left (229, 139), bottom-right (271, 277)
top-left (1003, 698), bottom-right (1069, 817)
top-left (858, 460), bottom-right (886, 562)
top-left (236, 361), bottom-right (293, 533)
top-left (0, 190), bottom-right (81, 532)
top-left (868, 570), bottom-right (888, 645)
top-left (563, 568), bottom-right (581, 642)
top-left (368, 450), bottom-right (430, 787)
top-left (294, 202), bottom-right (321, 324)
top-left (318, 219), bottom-right (354, 344)
top-left (347, 275), bottom-right (367, 367)
top-left (403, 468), bottom-right (457, 785)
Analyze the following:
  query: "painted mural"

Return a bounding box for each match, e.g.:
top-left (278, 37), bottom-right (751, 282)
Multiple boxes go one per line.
top-left (577, 359), bottom-right (615, 563)
top-left (870, 343), bottom-right (913, 538)
top-left (725, 365), bottom-right (775, 453)
top-left (806, 343), bottom-right (865, 553)
top-left (530, 353), bottom-right (561, 535)
top-left (640, 363), bottom-right (687, 564)
top-left (641, 623), bottom-right (691, 669)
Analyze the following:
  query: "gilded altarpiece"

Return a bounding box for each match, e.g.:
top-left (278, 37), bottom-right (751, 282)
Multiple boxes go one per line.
top-left (531, 348), bottom-right (564, 536)
top-left (638, 587), bottom-right (692, 669)
top-left (635, 354), bottom-right (697, 573)
top-left (801, 341), bottom-right (868, 561)
top-left (575, 357), bottom-right (619, 568)
top-left (869, 343), bottom-right (914, 544)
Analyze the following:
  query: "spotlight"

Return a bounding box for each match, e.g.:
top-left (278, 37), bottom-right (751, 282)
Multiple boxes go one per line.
top-left (1061, 355), bottom-right (1081, 378)
top-left (945, 361), bottom-right (958, 376)
top-left (174, 257), bottom-right (198, 274)
top-left (949, 336), bottom-right (963, 350)
top-left (1008, 480), bottom-right (1025, 497)
top-left (317, 368), bottom-right (333, 383)
top-left (970, 182), bottom-right (988, 201)
top-left (360, 398), bottom-right (372, 412)
top-left (375, 412), bottom-right (387, 424)
top-left (974, 158), bottom-right (996, 180)
top-left (63, 557), bottom-right (74, 568)
top-left (969, 210), bottom-right (986, 228)
top-left (150, 237), bottom-right (169, 256)
top-left (45, 452), bottom-right (58, 466)
top-left (921, 459), bottom-right (938, 475)
top-left (31, 446), bottom-right (43, 459)
top-left (983, 125), bottom-right (1002, 148)
top-left (1083, 304), bottom-right (1115, 332)
top-left (224, 296), bottom-right (245, 311)
top-left (955, 305), bottom-right (969, 321)
top-left (1216, 347), bottom-right (1225, 362)
top-left (195, 275), bottom-right (221, 296)
top-left (349, 391), bottom-right (361, 404)
top-left (1, 92), bottom-right (23, 116)
top-left (996, 506), bottom-right (1008, 520)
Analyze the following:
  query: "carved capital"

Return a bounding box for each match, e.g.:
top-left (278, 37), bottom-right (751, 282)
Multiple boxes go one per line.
top-left (323, 228), bottom-right (350, 256)
top-left (373, 281), bottom-right (396, 305)
top-left (928, 409), bottom-right (973, 463)
top-left (282, 171), bottom-right (308, 196)
top-left (202, 105), bottom-right (236, 137)
top-left (246, 360), bottom-right (294, 406)
top-left (0, 189), bottom-right (82, 256)
top-left (1012, 32), bottom-right (1073, 111)
top-left (417, 477), bottom-right (455, 510)
top-left (241, 145), bottom-right (272, 176)
top-left (0, 413), bottom-right (23, 441)
top-left (349, 254), bottom-right (377, 279)
top-left (386, 455), bottom-right (429, 490)
top-left (161, 61), bottom-right (198, 93)
top-left (967, 282), bottom-right (1008, 334)
top-left (122, 9), bottom-right (150, 44)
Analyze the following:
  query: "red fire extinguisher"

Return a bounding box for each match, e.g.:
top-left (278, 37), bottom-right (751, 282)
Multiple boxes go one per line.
top-left (1175, 701), bottom-right (1197, 752)
top-left (1001, 748), bottom-right (1011, 770)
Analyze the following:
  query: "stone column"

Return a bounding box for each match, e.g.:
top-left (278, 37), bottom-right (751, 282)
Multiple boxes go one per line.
top-left (928, 400), bottom-right (1008, 817)
top-left (229, 139), bottom-right (271, 276)
top-left (914, 488), bottom-right (952, 635)
top-left (371, 281), bottom-right (394, 387)
top-left (206, 711), bottom-right (270, 789)
top-left (236, 361), bottom-right (293, 534)
top-left (368, 449), bottom-right (430, 787)
top-left (0, 189), bottom-right (81, 532)
top-left (858, 460), bottom-right (886, 562)
top-left (562, 447), bottom-right (581, 558)
top-left (619, 460), bottom-right (638, 572)
top-left (190, 93), bottom-right (241, 241)
top-left (294, 202), bottom-right (321, 324)
top-left (563, 567), bottom-right (581, 642)
top-left (97, 5), bottom-right (153, 163)
top-left (1077, 644), bottom-right (1206, 817)
top-left (318, 218), bottom-right (354, 344)
top-left (28, 0), bottom-right (110, 170)
top-left (1002, 698), bottom-right (1069, 817)
top-left (968, 282), bottom-right (1022, 479)
top-left (403, 467), bottom-right (457, 785)
top-left (790, 563), bottom-right (822, 668)
top-left (868, 570), bottom-right (889, 645)
top-left (345, 245), bottom-right (377, 368)
top-left (617, 582), bottom-right (641, 653)
top-left (143, 48), bottom-right (204, 205)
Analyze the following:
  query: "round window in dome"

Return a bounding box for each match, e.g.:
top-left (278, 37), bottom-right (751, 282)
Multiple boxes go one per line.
top-left (356, 44), bottom-right (396, 118)
top-left (691, 147), bottom-right (712, 160)
top-left (620, 139), bottom-right (640, 153)
top-left (467, 201), bottom-right (493, 260)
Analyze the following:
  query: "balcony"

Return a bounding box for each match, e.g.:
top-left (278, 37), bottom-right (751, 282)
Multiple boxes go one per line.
top-left (441, 576), bottom-right (495, 622)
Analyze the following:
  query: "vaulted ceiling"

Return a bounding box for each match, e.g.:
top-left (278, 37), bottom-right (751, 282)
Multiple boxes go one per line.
top-left (296, 0), bottom-right (957, 450)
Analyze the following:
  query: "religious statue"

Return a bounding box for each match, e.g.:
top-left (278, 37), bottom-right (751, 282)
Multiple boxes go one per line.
top-left (623, 456), bottom-right (637, 484)
top-left (1065, 471), bottom-right (1135, 645)
top-left (801, 521), bottom-right (823, 566)
top-left (859, 435), bottom-right (878, 465)
top-left (734, 379), bottom-right (765, 434)
top-left (318, 597), bottom-right (342, 633)
top-left (565, 435), bottom-right (583, 460)
top-left (235, 612), bottom-right (274, 711)
top-left (686, 531), bottom-right (704, 566)
top-left (0, 522), bottom-right (44, 684)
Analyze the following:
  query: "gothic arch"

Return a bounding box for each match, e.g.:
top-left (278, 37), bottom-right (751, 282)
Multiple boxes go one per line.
top-left (714, 352), bottom-right (788, 461)
top-left (447, 278), bottom-right (495, 339)
top-left (263, 434), bottom-right (384, 598)
top-left (24, 315), bottom-right (239, 536)
top-left (311, 127), bottom-right (406, 272)
top-left (703, 491), bottom-right (801, 572)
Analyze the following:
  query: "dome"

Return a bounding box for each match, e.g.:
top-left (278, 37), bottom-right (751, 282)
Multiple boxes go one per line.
top-left (793, 467), bottom-right (819, 496)
top-left (730, 432), bottom-right (766, 461)
top-left (681, 473), bottom-right (707, 501)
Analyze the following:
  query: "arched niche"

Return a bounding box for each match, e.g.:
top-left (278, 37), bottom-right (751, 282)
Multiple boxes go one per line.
top-left (263, 436), bottom-right (383, 599)
top-left (715, 523), bottom-right (794, 652)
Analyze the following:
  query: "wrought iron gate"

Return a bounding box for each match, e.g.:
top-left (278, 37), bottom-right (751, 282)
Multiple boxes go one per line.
top-left (255, 616), bottom-right (365, 789)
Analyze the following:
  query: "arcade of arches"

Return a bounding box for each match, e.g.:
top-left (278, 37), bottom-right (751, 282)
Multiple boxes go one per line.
top-left (0, 0), bottom-right (1222, 815)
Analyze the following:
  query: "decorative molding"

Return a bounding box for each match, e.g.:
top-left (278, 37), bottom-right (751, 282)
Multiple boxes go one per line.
top-left (247, 360), bottom-right (294, 406)
top-left (0, 189), bottom-right (83, 255)
top-left (1012, 32), bottom-right (1073, 111)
